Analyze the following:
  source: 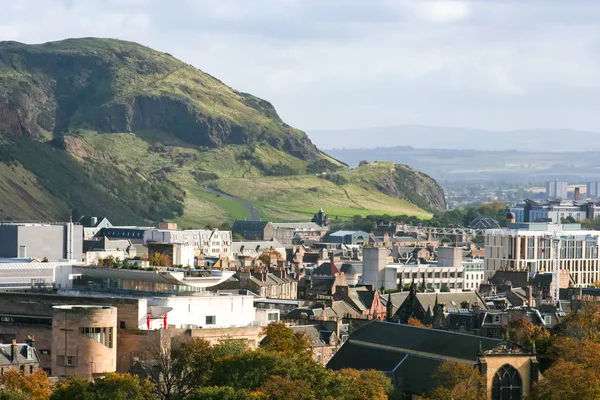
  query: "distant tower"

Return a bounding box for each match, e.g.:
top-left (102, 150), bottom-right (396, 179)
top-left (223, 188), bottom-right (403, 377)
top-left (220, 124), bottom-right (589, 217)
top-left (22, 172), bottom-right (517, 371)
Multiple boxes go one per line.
top-left (506, 209), bottom-right (516, 225)
top-left (574, 187), bottom-right (581, 201)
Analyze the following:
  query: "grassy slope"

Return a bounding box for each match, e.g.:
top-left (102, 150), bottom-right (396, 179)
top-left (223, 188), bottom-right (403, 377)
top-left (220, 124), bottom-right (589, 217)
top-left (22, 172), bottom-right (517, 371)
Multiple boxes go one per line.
top-left (74, 131), bottom-right (431, 224)
top-left (0, 163), bottom-right (69, 220)
top-left (0, 39), bottom-right (436, 224)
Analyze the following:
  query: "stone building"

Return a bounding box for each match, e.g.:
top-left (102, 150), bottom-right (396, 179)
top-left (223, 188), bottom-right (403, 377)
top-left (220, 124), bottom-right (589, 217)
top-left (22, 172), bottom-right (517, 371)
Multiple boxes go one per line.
top-left (52, 305), bottom-right (117, 378)
top-left (0, 339), bottom-right (40, 376)
top-left (328, 320), bottom-right (539, 400)
top-left (211, 269), bottom-right (297, 299)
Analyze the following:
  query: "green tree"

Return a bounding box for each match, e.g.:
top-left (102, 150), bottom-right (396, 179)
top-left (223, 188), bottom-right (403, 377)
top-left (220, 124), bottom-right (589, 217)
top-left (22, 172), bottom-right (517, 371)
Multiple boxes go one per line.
top-left (187, 386), bottom-right (256, 400)
top-left (132, 337), bottom-right (213, 400)
top-left (51, 374), bottom-right (153, 400)
top-left (212, 336), bottom-right (249, 359)
top-left (440, 283), bottom-right (450, 293)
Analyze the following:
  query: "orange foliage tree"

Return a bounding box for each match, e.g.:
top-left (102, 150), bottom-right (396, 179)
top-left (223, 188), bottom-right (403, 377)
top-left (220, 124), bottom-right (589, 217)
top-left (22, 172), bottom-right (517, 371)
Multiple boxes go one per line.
top-left (149, 252), bottom-right (171, 267)
top-left (529, 337), bottom-right (600, 399)
top-left (426, 362), bottom-right (486, 400)
top-left (407, 317), bottom-right (431, 328)
top-left (257, 248), bottom-right (282, 267)
top-left (0, 369), bottom-right (52, 400)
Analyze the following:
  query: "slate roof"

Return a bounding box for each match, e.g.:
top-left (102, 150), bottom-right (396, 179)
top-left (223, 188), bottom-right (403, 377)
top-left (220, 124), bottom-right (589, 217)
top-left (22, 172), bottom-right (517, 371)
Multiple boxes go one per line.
top-left (346, 321), bottom-right (499, 362)
top-left (393, 355), bottom-right (445, 394)
top-left (327, 321), bottom-right (501, 394)
top-left (327, 341), bottom-right (408, 371)
top-left (272, 222), bottom-right (323, 230)
top-left (313, 261), bottom-right (340, 276)
top-left (0, 343), bottom-right (39, 366)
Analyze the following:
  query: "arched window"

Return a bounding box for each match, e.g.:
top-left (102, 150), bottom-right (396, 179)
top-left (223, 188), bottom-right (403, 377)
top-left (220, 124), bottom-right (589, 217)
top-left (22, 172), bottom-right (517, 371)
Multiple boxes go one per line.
top-left (492, 364), bottom-right (522, 400)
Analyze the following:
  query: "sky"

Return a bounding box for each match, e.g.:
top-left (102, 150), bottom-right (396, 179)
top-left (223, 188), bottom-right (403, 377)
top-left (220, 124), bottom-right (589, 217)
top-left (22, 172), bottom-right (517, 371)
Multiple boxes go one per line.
top-left (2, 0), bottom-right (600, 133)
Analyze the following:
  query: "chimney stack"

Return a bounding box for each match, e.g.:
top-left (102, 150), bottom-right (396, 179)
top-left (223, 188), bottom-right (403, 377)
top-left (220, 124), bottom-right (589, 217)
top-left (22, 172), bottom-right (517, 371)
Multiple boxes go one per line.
top-left (10, 339), bottom-right (17, 363)
top-left (26, 335), bottom-right (35, 349)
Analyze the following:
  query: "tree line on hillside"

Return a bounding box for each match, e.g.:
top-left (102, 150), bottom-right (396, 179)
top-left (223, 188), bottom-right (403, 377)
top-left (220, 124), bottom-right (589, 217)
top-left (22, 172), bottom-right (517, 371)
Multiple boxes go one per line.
top-left (332, 200), bottom-right (509, 231)
top-left (0, 323), bottom-right (393, 400)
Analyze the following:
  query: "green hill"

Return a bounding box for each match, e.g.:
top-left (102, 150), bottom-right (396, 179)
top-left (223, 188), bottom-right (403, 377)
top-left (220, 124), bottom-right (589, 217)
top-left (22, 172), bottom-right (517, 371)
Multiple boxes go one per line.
top-left (0, 38), bottom-right (445, 226)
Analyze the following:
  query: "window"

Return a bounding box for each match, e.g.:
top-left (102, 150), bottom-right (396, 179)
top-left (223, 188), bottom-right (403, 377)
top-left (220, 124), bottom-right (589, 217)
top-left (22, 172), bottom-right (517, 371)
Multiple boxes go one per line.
top-left (79, 327), bottom-right (114, 348)
top-left (492, 365), bottom-right (522, 400)
top-left (493, 315), bottom-right (501, 324)
top-left (205, 316), bottom-right (216, 325)
top-left (267, 312), bottom-right (279, 322)
top-left (40, 349), bottom-right (50, 355)
top-left (120, 321), bottom-right (126, 329)
top-left (544, 315), bottom-right (552, 325)
top-left (66, 356), bottom-right (73, 366)
top-left (29, 365), bottom-right (33, 374)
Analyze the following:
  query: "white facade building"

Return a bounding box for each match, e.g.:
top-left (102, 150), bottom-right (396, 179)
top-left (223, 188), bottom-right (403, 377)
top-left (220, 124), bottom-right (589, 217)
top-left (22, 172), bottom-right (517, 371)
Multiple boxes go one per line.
top-left (484, 223), bottom-right (600, 286)
top-left (463, 260), bottom-right (485, 291)
top-left (145, 229), bottom-right (232, 257)
top-left (147, 293), bottom-right (255, 329)
top-left (361, 247), bottom-right (484, 292)
top-left (0, 262), bottom-right (76, 290)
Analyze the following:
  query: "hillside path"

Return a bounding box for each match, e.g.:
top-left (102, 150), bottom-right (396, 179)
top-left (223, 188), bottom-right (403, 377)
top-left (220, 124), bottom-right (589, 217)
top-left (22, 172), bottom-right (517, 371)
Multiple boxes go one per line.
top-left (203, 185), bottom-right (261, 221)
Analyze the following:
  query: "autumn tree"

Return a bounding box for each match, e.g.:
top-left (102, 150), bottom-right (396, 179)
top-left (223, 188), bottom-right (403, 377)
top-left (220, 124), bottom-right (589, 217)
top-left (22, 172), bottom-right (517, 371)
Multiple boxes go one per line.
top-left (0, 370), bottom-right (52, 400)
top-left (529, 337), bottom-right (600, 400)
top-left (257, 248), bottom-right (282, 267)
top-left (558, 301), bottom-right (600, 341)
top-left (426, 362), bottom-right (486, 400)
top-left (330, 369), bottom-right (393, 400)
top-left (257, 376), bottom-right (316, 400)
top-left (407, 317), bottom-right (431, 328)
top-left (260, 322), bottom-right (310, 355)
top-left (150, 252), bottom-right (172, 267)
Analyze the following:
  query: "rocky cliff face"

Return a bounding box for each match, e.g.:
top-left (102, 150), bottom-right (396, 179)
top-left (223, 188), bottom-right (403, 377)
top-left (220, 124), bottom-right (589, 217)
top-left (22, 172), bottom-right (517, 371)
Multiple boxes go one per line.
top-left (0, 38), bottom-right (320, 160)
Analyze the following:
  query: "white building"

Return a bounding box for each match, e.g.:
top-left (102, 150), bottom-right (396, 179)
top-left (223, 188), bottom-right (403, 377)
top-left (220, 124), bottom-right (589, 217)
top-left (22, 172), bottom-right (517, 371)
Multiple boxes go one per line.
top-left (0, 262), bottom-right (76, 290)
top-left (148, 293), bottom-right (255, 329)
top-left (484, 222), bottom-right (600, 286)
top-left (463, 259), bottom-right (485, 291)
top-left (361, 247), bottom-right (484, 292)
top-left (145, 229), bottom-right (232, 257)
top-left (511, 200), bottom-right (598, 223)
top-left (546, 180), bottom-right (568, 199)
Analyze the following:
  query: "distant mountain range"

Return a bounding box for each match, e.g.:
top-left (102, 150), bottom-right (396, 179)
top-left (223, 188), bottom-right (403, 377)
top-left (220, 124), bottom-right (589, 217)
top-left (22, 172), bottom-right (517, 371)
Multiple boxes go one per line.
top-left (309, 125), bottom-right (600, 152)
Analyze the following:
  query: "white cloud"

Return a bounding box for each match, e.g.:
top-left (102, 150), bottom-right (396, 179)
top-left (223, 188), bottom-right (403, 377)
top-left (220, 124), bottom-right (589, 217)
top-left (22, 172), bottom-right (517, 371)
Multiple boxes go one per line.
top-left (414, 0), bottom-right (470, 22)
top-left (1, 0), bottom-right (600, 133)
